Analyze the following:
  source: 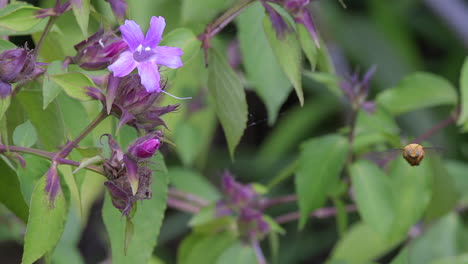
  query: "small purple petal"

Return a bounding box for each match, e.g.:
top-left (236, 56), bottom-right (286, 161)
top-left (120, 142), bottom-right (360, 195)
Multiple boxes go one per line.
top-left (144, 16), bottom-right (165, 49)
top-left (108, 51), bottom-right (137, 77)
top-left (123, 155), bottom-right (139, 195)
top-left (154, 46), bottom-right (183, 68)
top-left (262, 2), bottom-right (289, 39)
top-left (107, 0), bottom-right (127, 21)
top-left (137, 61), bottom-right (160, 93)
top-left (120, 20), bottom-right (144, 51)
top-left (45, 164), bottom-right (61, 203)
top-left (0, 80), bottom-right (11, 98)
top-left (361, 101), bottom-right (376, 114)
top-left (295, 10), bottom-right (320, 48)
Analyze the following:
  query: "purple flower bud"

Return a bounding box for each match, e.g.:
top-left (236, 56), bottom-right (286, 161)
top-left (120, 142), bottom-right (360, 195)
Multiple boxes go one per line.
top-left (0, 80), bottom-right (11, 98)
top-left (106, 0), bottom-right (127, 21)
top-left (73, 29), bottom-right (127, 70)
top-left (45, 163), bottom-right (61, 203)
top-left (239, 207), bottom-right (262, 222)
top-left (221, 171), bottom-right (257, 205)
top-left (262, 1), bottom-right (290, 39)
top-left (132, 139), bottom-right (160, 159)
top-left (0, 47), bottom-right (43, 83)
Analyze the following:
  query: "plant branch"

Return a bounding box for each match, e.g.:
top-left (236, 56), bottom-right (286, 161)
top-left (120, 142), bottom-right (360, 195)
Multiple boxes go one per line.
top-left (259, 194), bottom-right (297, 210)
top-left (413, 107), bottom-right (460, 144)
top-left (168, 188), bottom-right (210, 207)
top-left (167, 197), bottom-right (201, 214)
top-left (275, 204), bottom-right (356, 224)
top-left (32, 16), bottom-right (58, 58)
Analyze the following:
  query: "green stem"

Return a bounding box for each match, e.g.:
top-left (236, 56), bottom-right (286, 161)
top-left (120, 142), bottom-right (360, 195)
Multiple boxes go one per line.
top-left (33, 16), bottom-right (58, 58)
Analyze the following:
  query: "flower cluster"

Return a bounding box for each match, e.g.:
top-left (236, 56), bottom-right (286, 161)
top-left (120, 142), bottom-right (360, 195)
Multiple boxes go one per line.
top-left (340, 66), bottom-right (377, 113)
top-left (103, 132), bottom-right (162, 216)
top-left (0, 47), bottom-right (44, 98)
top-left (216, 172), bottom-right (270, 241)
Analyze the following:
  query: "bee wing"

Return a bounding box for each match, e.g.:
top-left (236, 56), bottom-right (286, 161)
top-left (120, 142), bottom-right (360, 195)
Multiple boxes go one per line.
top-left (360, 149), bottom-right (403, 168)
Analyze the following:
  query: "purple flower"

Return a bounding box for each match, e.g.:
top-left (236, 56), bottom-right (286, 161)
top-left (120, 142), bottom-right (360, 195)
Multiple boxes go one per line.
top-left (339, 65), bottom-right (377, 112)
top-left (0, 47), bottom-right (44, 83)
top-left (108, 16), bottom-right (183, 93)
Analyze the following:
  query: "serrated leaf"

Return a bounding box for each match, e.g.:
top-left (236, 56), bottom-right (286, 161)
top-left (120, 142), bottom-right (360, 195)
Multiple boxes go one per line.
top-left (295, 134), bottom-right (349, 228)
top-left (457, 57), bottom-right (468, 127)
top-left (43, 61), bottom-right (67, 109)
top-left (350, 160), bottom-right (393, 236)
top-left (102, 153), bottom-right (168, 264)
top-left (263, 15), bottom-right (303, 105)
top-left (12, 120), bottom-right (37, 147)
top-left (22, 176), bottom-right (67, 264)
top-left (237, 2), bottom-right (291, 123)
top-left (376, 72), bottom-right (457, 116)
top-left (50, 72), bottom-right (95, 101)
top-left (0, 156), bottom-right (29, 223)
top-left (0, 5), bottom-right (42, 32)
top-left (71, 0), bottom-right (90, 37)
top-left (207, 48), bottom-right (248, 159)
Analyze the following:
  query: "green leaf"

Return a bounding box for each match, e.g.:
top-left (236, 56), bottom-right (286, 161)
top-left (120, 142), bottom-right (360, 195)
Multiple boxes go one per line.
top-left (216, 242), bottom-right (257, 264)
top-left (376, 72), bottom-right (457, 116)
top-left (263, 15), bottom-right (303, 105)
top-left (189, 205), bottom-right (217, 227)
top-left (297, 24), bottom-right (318, 70)
top-left (17, 87), bottom-right (65, 151)
top-left (0, 5), bottom-right (42, 32)
top-left (0, 156), bottom-right (29, 223)
top-left (102, 153), bottom-right (168, 264)
top-left (237, 2), bottom-right (292, 123)
top-left (446, 160), bottom-right (468, 204)
top-left (0, 93), bottom-right (11, 120)
top-left (207, 48), bottom-right (248, 159)
top-left (457, 57), bottom-right (468, 127)
top-left (295, 134), bottom-right (349, 228)
top-left (71, 0), bottom-right (90, 37)
top-left (22, 176), bottom-right (67, 264)
top-left (167, 167), bottom-right (220, 202)
top-left (181, 0), bottom-right (235, 25)
top-left (0, 39), bottom-right (16, 52)
top-left (177, 231), bottom-right (237, 264)
top-left (12, 120), bottom-right (38, 147)
top-left (17, 154), bottom-right (50, 205)
top-left (75, 146), bottom-right (103, 157)
top-left (330, 222), bottom-right (400, 264)
top-left (50, 72), bottom-right (95, 101)
top-left (159, 28), bottom-right (200, 64)
top-left (350, 160), bottom-right (393, 236)
top-left (43, 61), bottom-right (67, 109)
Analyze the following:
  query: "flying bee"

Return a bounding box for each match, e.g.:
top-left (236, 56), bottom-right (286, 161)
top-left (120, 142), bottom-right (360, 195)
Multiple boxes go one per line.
top-left (364, 143), bottom-right (440, 167)
top-left (402, 143), bottom-right (425, 166)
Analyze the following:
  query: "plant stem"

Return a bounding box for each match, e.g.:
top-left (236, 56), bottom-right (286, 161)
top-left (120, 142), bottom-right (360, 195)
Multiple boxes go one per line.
top-left (275, 204), bottom-right (356, 224)
top-left (413, 107), bottom-right (459, 144)
top-left (32, 16), bottom-right (58, 58)
top-left (167, 198), bottom-right (201, 214)
top-left (259, 194), bottom-right (297, 209)
top-left (168, 188), bottom-right (210, 207)
top-left (266, 159), bottom-right (299, 189)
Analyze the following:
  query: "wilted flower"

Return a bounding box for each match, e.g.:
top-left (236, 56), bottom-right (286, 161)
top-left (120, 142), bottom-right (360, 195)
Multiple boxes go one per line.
top-left (87, 74), bottom-right (178, 132)
top-left (103, 132), bottom-right (161, 215)
top-left (72, 28), bottom-right (126, 70)
top-left (105, 0), bottom-right (127, 21)
top-left (0, 47), bottom-right (44, 83)
top-left (340, 66), bottom-right (377, 113)
top-left (108, 16), bottom-right (183, 93)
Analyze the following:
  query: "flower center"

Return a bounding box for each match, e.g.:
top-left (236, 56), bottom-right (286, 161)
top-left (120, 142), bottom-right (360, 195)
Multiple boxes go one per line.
top-left (133, 44), bottom-right (156, 62)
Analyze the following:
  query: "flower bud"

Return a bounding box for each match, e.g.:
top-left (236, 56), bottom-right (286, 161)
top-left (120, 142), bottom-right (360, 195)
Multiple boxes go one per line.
top-left (133, 139), bottom-right (160, 159)
top-left (45, 163), bottom-right (61, 204)
top-left (106, 0), bottom-right (127, 21)
top-left (0, 47), bottom-right (43, 83)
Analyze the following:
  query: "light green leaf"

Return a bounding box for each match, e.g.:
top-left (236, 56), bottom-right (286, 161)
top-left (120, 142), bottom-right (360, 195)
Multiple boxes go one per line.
top-left (0, 156), bottom-right (29, 223)
top-left (376, 72), bottom-right (457, 116)
top-left (168, 167), bottom-right (220, 202)
top-left (208, 48), bottom-right (248, 159)
top-left (17, 154), bottom-right (50, 205)
top-left (0, 94), bottom-right (11, 120)
top-left (22, 176), bottom-right (67, 264)
top-left (102, 153), bottom-right (168, 264)
top-left (159, 28), bottom-right (200, 64)
top-left (297, 24), bottom-right (318, 70)
top-left (457, 57), bottom-right (468, 127)
top-left (71, 0), bottom-right (90, 37)
top-left (237, 2), bottom-right (291, 123)
top-left (75, 146), bottom-right (103, 157)
top-left (330, 222), bottom-right (400, 264)
top-left (181, 0), bottom-right (235, 25)
top-left (189, 205), bottom-right (216, 227)
top-left (50, 72), bottom-right (95, 101)
top-left (0, 39), bottom-right (16, 52)
top-left (216, 242), bottom-right (257, 264)
top-left (295, 134), bottom-right (349, 228)
top-left (0, 5), bottom-right (42, 32)
top-left (12, 120), bottom-right (38, 147)
top-left (350, 160), bottom-right (393, 236)
top-left (263, 15), bottom-right (303, 105)
top-left (177, 231), bottom-right (237, 264)
top-left (43, 61), bottom-right (67, 109)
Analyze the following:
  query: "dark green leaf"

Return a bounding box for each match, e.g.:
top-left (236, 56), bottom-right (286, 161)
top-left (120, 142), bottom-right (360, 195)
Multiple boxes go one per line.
top-left (457, 57), bottom-right (468, 129)
top-left (208, 48), bottom-right (248, 159)
top-left (237, 2), bottom-right (292, 123)
top-left (350, 160), bottom-right (393, 235)
top-left (102, 153), bottom-right (168, 264)
top-left (295, 134), bottom-right (349, 228)
top-left (446, 160), bottom-right (468, 204)
top-left (181, 0), bottom-right (235, 25)
top-left (22, 176), bottom-right (67, 264)
top-left (376, 72), bottom-right (457, 116)
top-left (0, 5), bottom-right (42, 32)
top-left (50, 72), bottom-right (95, 101)
top-left (167, 167), bottom-right (220, 202)
top-left (177, 231), bottom-right (237, 264)
top-left (0, 156), bottom-right (29, 222)
top-left (215, 242), bottom-right (257, 264)
top-left (12, 120), bottom-right (37, 147)
top-left (263, 15), bottom-right (303, 105)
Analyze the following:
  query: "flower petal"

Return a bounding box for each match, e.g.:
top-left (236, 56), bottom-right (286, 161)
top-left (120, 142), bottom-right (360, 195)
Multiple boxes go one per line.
top-left (137, 61), bottom-right (160, 93)
top-left (120, 19), bottom-right (144, 51)
top-left (144, 16), bottom-right (165, 48)
top-left (108, 51), bottom-right (137, 77)
top-left (154, 46), bottom-right (183, 68)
